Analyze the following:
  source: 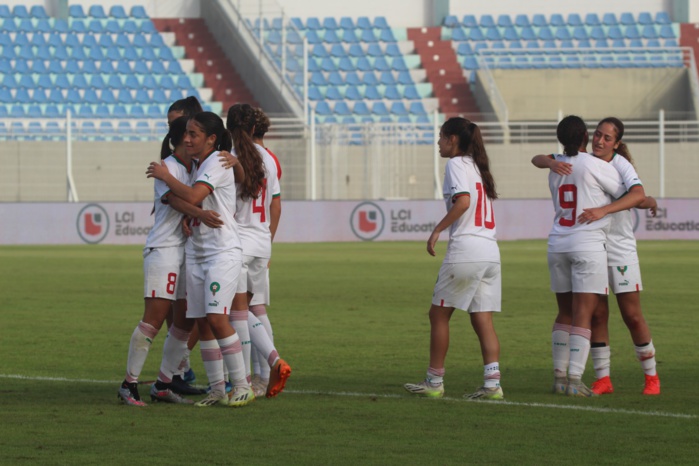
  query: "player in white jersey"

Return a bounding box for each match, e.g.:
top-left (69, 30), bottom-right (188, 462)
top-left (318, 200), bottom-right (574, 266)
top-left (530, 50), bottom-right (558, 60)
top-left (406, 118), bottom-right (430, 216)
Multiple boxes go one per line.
top-left (531, 115), bottom-right (645, 397)
top-left (224, 103), bottom-right (291, 399)
top-left (581, 118), bottom-right (660, 396)
top-left (147, 112), bottom-right (254, 407)
top-left (118, 117), bottom-right (221, 406)
top-left (404, 117), bottom-right (503, 400)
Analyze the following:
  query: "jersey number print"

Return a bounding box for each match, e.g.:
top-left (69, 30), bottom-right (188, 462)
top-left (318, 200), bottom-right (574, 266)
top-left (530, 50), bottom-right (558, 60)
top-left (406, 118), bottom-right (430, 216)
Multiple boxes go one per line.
top-left (475, 182), bottom-right (495, 229)
top-left (252, 178), bottom-right (268, 222)
top-left (558, 184), bottom-right (577, 227)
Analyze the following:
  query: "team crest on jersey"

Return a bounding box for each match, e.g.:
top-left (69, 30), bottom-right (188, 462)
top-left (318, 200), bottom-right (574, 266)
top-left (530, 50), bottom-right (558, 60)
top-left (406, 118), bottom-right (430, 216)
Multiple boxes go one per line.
top-left (210, 282), bottom-right (220, 295)
top-left (617, 266), bottom-right (628, 276)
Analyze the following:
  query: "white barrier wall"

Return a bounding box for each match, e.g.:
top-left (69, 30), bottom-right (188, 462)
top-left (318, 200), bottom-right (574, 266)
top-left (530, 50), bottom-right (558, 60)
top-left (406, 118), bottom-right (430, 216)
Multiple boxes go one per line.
top-left (1, 200), bottom-right (697, 245)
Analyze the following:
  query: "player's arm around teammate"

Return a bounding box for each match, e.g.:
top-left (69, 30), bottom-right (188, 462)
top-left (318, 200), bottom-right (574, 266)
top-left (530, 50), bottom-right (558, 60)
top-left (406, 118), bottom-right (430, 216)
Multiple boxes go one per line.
top-left (405, 118), bottom-right (503, 401)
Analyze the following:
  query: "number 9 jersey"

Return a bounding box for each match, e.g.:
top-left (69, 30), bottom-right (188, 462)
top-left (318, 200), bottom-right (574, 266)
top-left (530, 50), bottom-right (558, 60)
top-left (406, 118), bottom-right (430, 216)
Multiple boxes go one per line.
top-left (235, 143), bottom-right (281, 259)
top-left (547, 151), bottom-right (626, 253)
top-left (442, 156), bottom-right (499, 264)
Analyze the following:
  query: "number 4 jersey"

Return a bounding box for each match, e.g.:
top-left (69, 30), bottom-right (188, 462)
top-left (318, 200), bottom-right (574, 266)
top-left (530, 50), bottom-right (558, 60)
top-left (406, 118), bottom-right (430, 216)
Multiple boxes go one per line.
top-left (235, 144), bottom-right (281, 259)
top-left (442, 155), bottom-right (500, 264)
top-left (547, 151), bottom-right (626, 253)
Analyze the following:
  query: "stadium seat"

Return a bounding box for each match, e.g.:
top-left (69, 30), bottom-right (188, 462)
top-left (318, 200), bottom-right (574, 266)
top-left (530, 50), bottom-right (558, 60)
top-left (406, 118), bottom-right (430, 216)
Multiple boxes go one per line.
top-left (642, 25), bottom-right (659, 39)
top-left (306, 17), bottom-right (322, 30)
top-left (0, 5), bottom-right (10, 18)
top-left (514, 14), bottom-right (529, 27)
top-left (503, 27), bottom-right (519, 41)
top-left (390, 102), bottom-right (409, 116)
top-left (324, 29), bottom-right (342, 44)
top-left (333, 101), bottom-right (351, 116)
top-left (480, 15), bottom-right (495, 28)
top-left (462, 15), bottom-right (477, 28)
top-left (608, 26), bottom-right (623, 40)
top-left (344, 86), bottom-right (362, 100)
top-left (372, 101), bottom-right (389, 116)
top-left (659, 25), bottom-right (676, 39)
top-left (602, 13), bottom-right (618, 26)
top-left (384, 85), bottom-right (401, 100)
top-left (655, 12), bottom-right (671, 25)
top-left (550, 14), bottom-right (565, 27)
top-left (520, 26), bottom-right (536, 41)
top-left (538, 27), bottom-right (554, 40)
top-left (625, 25), bottom-right (641, 40)
top-left (497, 15), bottom-right (513, 27)
top-left (469, 28), bottom-right (485, 41)
top-left (620, 12), bottom-right (635, 26)
top-left (353, 101), bottom-right (371, 116)
top-left (532, 14), bottom-right (547, 27)
top-left (573, 26), bottom-right (589, 41)
top-left (339, 17), bottom-right (354, 30)
top-left (555, 27), bottom-right (572, 40)
top-left (308, 86), bottom-right (323, 101)
top-left (356, 16), bottom-right (372, 30)
top-left (567, 13), bottom-right (583, 26)
top-left (325, 87), bottom-right (342, 100)
top-left (365, 85), bottom-right (381, 99)
top-left (110, 5), bottom-right (128, 19)
top-left (443, 15), bottom-right (459, 28)
top-left (12, 5), bottom-right (29, 18)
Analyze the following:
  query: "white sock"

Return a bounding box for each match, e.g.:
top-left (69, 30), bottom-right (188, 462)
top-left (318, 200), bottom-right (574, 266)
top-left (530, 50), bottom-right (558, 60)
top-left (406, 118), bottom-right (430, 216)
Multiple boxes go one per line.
top-left (426, 367), bottom-right (444, 385)
top-left (125, 321), bottom-right (159, 383)
top-left (200, 339), bottom-right (224, 390)
top-left (251, 344), bottom-right (261, 378)
top-left (591, 345), bottom-right (611, 379)
top-left (178, 348), bottom-right (192, 375)
top-left (249, 313), bottom-right (280, 368)
top-left (635, 341), bottom-right (657, 376)
top-left (552, 323), bottom-right (571, 379)
top-left (568, 327), bottom-right (592, 379)
top-left (158, 326), bottom-right (190, 384)
top-left (218, 334), bottom-right (248, 388)
top-left (483, 362), bottom-right (501, 388)
top-left (230, 310), bottom-right (251, 381)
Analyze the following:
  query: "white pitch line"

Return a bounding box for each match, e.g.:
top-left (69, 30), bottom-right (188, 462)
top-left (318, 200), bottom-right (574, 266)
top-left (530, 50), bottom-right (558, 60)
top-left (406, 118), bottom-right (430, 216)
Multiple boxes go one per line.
top-left (2, 374), bottom-right (695, 420)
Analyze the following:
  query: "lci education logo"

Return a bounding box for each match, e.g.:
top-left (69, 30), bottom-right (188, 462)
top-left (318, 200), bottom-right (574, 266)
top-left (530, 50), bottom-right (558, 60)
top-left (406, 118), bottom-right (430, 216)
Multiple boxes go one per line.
top-left (77, 204), bottom-right (109, 244)
top-left (350, 201), bottom-right (385, 241)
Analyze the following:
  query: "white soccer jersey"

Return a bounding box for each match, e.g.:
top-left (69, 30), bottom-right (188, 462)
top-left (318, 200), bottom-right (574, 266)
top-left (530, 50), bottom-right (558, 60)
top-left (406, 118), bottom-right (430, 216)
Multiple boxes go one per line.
top-left (442, 156), bottom-right (500, 264)
top-left (185, 150), bottom-right (242, 262)
top-left (606, 154), bottom-right (643, 266)
top-left (235, 144), bottom-right (281, 259)
top-left (547, 151), bottom-right (626, 253)
top-left (144, 154), bottom-right (196, 249)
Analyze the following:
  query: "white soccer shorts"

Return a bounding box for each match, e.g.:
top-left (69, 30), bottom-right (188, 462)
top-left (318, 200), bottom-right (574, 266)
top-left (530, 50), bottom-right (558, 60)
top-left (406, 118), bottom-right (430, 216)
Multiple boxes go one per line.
top-left (249, 268), bottom-right (271, 306)
top-left (186, 252), bottom-right (242, 319)
top-left (608, 262), bottom-right (643, 294)
top-left (236, 255), bottom-right (268, 296)
top-left (432, 261), bottom-right (501, 313)
top-left (548, 250), bottom-right (609, 294)
top-left (143, 246), bottom-right (185, 300)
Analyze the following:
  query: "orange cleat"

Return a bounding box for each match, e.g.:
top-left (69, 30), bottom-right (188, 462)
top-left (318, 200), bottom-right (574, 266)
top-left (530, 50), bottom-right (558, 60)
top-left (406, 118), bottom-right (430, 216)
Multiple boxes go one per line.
top-left (266, 359), bottom-right (291, 398)
top-left (643, 374), bottom-right (660, 395)
top-left (591, 375), bottom-right (614, 395)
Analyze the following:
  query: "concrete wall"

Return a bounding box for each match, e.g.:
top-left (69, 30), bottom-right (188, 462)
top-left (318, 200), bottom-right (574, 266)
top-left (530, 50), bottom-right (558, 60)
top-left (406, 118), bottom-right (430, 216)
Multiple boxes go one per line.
top-left (4, 139), bottom-right (697, 202)
top-left (486, 68), bottom-right (693, 122)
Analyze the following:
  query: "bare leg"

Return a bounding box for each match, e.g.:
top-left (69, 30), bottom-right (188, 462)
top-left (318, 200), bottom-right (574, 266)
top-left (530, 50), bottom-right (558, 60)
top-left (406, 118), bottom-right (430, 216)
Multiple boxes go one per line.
top-left (428, 304), bottom-right (455, 370)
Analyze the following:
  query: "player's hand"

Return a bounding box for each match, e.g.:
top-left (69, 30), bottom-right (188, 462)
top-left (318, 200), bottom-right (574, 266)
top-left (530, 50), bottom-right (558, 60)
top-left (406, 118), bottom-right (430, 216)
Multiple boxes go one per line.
top-left (646, 196), bottom-right (658, 217)
top-left (181, 216), bottom-right (192, 237)
top-left (199, 210), bottom-right (223, 228)
top-left (427, 231), bottom-right (440, 256)
top-left (219, 151), bottom-right (238, 169)
top-left (146, 161), bottom-right (170, 180)
top-left (551, 160), bottom-right (573, 176)
top-left (577, 207), bottom-right (606, 224)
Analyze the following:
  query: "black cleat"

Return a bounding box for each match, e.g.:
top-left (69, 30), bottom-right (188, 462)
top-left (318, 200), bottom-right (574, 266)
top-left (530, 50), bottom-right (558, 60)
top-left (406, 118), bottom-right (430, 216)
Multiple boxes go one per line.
top-left (169, 375), bottom-right (206, 395)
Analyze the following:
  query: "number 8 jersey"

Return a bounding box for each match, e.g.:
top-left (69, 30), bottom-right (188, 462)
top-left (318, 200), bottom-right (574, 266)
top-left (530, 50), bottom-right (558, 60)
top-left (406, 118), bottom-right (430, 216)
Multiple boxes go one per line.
top-left (235, 143), bottom-right (281, 258)
top-left (547, 151), bottom-right (626, 253)
top-left (442, 155), bottom-right (499, 264)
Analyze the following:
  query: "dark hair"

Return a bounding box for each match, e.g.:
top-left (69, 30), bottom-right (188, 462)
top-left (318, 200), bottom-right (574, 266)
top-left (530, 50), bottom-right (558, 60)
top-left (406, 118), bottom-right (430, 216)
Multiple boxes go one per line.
top-left (226, 103), bottom-right (265, 200)
top-left (160, 116), bottom-right (189, 159)
top-left (168, 96), bottom-right (203, 117)
top-left (597, 116), bottom-right (633, 164)
top-left (557, 115), bottom-right (588, 156)
top-left (190, 111), bottom-right (233, 153)
top-left (252, 107), bottom-right (271, 139)
top-left (441, 117), bottom-right (498, 200)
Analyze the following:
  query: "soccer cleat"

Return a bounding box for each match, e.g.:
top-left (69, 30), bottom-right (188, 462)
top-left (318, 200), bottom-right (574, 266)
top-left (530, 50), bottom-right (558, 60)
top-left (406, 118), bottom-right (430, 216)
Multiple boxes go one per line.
top-left (206, 380), bottom-right (232, 394)
top-left (117, 382), bottom-right (147, 407)
top-left (566, 378), bottom-right (597, 397)
top-left (228, 385), bottom-right (256, 407)
top-left (194, 390), bottom-right (229, 407)
top-left (266, 359), bottom-right (291, 398)
top-left (465, 386), bottom-right (504, 400)
top-left (170, 375), bottom-right (206, 396)
top-left (252, 375), bottom-right (268, 398)
top-left (591, 375), bottom-right (614, 395)
top-left (183, 368), bottom-right (196, 384)
top-left (150, 384), bottom-right (194, 404)
top-left (403, 380), bottom-right (445, 398)
top-left (643, 374), bottom-right (661, 395)
top-left (552, 377), bottom-right (568, 395)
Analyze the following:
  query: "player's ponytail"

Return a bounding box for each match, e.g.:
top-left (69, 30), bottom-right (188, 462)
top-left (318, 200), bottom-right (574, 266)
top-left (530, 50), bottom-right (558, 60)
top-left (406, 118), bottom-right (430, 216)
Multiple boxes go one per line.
top-left (441, 117), bottom-right (498, 200)
top-left (160, 116), bottom-right (188, 159)
top-left (227, 103), bottom-right (265, 201)
top-left (597, 117), bottom-right (634, 166)
top-left (253, 107), bottom-right (271, 140)
top-left (557, 115), bottom-right (587, 157)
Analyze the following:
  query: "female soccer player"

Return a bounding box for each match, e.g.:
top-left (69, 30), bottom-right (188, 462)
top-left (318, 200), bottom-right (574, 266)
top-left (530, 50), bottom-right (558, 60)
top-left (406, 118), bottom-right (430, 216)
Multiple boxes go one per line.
top-left (166, 96), bottom-right (203, 126)
top-left (583, 117), bottom-right (660, 395)
top-left (147, 112), bottom-right (254, 407)
top-left (404, 117), bottom-right (503, 400)
top-left (225, 103), bottom-right (290, 398)
top-left (118, 117), bottom-right (222, 406)
top-left (531, 115), bottom-right (645, 397)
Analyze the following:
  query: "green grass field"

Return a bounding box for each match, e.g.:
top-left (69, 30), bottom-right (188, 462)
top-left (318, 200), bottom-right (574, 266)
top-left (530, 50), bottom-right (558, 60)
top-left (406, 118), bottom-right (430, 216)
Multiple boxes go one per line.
top-left (0, 241), bottom-right (697, 465)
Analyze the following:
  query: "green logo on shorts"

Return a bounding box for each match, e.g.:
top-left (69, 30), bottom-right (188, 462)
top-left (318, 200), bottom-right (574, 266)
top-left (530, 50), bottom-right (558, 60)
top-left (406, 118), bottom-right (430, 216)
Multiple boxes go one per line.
top-left (210, 282), bottom-right (220, 296)
top-left (616, 266), bottom-right (628, 276)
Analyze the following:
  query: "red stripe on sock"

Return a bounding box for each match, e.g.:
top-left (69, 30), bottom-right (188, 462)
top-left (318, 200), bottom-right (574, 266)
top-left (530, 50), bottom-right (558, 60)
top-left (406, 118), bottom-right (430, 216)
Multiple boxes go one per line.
top-left (636, 284), bottom-right (640, 291)
top-left (151, 290), bottom-right (155, 298)
top-left (440, 299), bottom-right (444, 306)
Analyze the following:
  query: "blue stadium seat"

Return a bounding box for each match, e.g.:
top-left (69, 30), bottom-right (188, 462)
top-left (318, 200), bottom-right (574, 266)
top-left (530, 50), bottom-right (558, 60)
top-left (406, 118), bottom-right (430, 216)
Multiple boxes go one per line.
top-left (66, 88), bottom-right (82, 104)
top-left (314, 101), bottom-right (331, 116)
top-left (462, 15), bottom-right (477, 28)
top-left (105, 20), bottom-right (121, 33)
top-left (611, 39), bottom-right (626, 48)
top-left (642, 25), bottom-right (659, 39)
top-left (344, 86), bottom-right (361, 100)
top-left (555, 27), bottom-right (572, 40)
top-left (10, 105), bottom-right (25, 117)
top-left (333, 101), bottom-right (351, 116)
top-left (602, 13), bottom-right (618, 26)
top-left (310, 72), bottom-right (327, 86)
top-left (659, 25), bottom-right (676, 39)
top-left (443, 15), bottom-right (459, 28)
top-left (0, 5), bottom-right (9, 18)
top-left (463, 56), bottom-right (478, 70)
top-left (532, 14), bottom-right (547, 27)
top-left (12, 5), bottom-right (29, 18)
top-left (469, 27), bottom-right (485, 41)
top-left (88, 4), bottom-right (107, 18)
top-left (655, 12), bottom-right (671, 25)
top-left (608, 26), bottom-right (623, 40)
top-left (306, 17), bottom-right (322, 30)
top-left (45, 105), bottom-right (61, 117)
top-left (578, 39), bottom-right (592, 49)
top-left (503, 27), bottom-right (519, 41)
top-left (376, 71), bottom-right (394, 86)
top-left (538, 27), bottom-right (554, 40)
top-left (371, 101), bottom-right (389, 116)
top-left (625, 25), bottom-right (641, 40)
top-left (550, 14), bottom-right (565, 27)
top-left (520, 26), bottom-right (536, 41)
top-left (325, 29), bottom-right (342, 44)
top-left (485, 28), bottom-right (501, 40)
top-left (620, 12), bottom-right (635, 26)
top-left (384, 85), bottom-right (401, 100)
top-left (339, 17), bottom-right (354, 30)
top-left (341, 29), bottom-right (359, 43)
top-left (389, 102), bottom-right (408, 116)
top-left (567, 13), bottom-right (583, 26)
top-left (480, 15), bottom-right (495, 28)
top-left (403, 85), bottom-right (420, 100)
top-left (396, 71), bottom-right (413, 85)
top-left (379, 29), bottom-right (396, 42)
top-left (636, 12), bottom-right (653, 25)
top-left (320, 57), bottom-right (337, 72)
top-left (514, 14), bottom-right (529, 27)
top-left (87, 19), bottom-right (104, 33)
top-left (451, 27), bottom-right (467, 41)
top-left (140, 21), bottom-right (157, 34)
top-left (110, 5), bottom-right (127, 19)
top-left (365, 84), bottom-right (381, 99)
top-left (308, 86), bottom-right (323, 101)
top-left (330, 44), bottom-right (347, 58)
top-left (2, 18), bottom-right (17, 32)
top-left (312, 44), bottom-right (329, 58)
top-left (355, 16), bottom-right (371, 30)
top-left (338, 57), bottom-right (355, 72)
top-left (590, 26), bottom-right (606, 40)
top-left (391, 57), bottom-right (408, 71)
top-left (497, 15), bottom-right (513, 27)
top-left (374, 17), bottom-right (389, 29)
top-left (54, 74), bottom-right (70, 88)
top-left (573, 26), bottom-right (588, 41)
top-left (353, 101), bottom-right (371, 116)
top-left (509, 40), bottom-right (523, 49)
